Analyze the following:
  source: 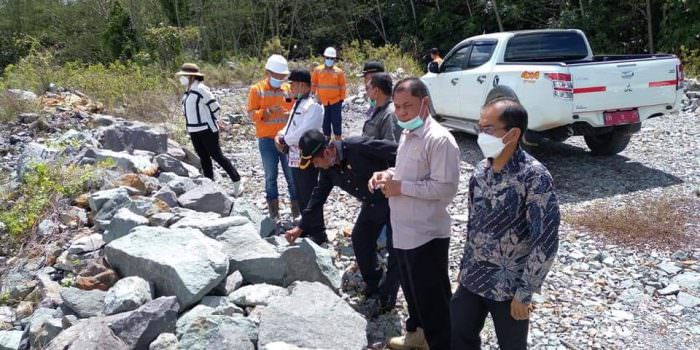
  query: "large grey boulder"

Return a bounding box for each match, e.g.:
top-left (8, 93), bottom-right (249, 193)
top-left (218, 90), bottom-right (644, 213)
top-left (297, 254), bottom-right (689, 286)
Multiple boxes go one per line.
top-left (0, 330), bottom-right (26, 350)
top-left (167, 178), bottom-right (197, 196)
top-left (93, 189), bottom-right (133, 231)
top-left (104, 226), bottom-right (229, 310)
top-left (60, 287), bottom-right (106, 318)
top-left (84, 148), bottom-right (153, 173)
top-left (178, 315), bottom-right (255, 350)
top-left (178, 183), bottom-right (234, 216)
top-left (176, 298), bottom-right (243, 336)
top-left (154, 154), bottom-right (188, 177)
top-left (672, 272), bottom-right (700, 292)
top-left (229, 284), bottom-right (288, 307)
top-left (104, 208), bottom-right (150, 243)
top-left (105, 296), bottom-right (179, 350)
top-left (149, 333), bottom-right (178, 350)
top-left (29, 315), bottom-right (63, 349)
top-left (100, 123), bottom-right (168, 155)
top-left (258, 282), bottom-right (367, 350)
top-left (67, 234), bottom-right (104, 255)
top-left (89, 187), bottom-right (129, 213)
top-left (152, 188), bottom-right (179, 208)
top-left (45, 318), bottom-right (129, 350)
top-left (233, 202), bottom-right (276, 238)
top-left (171, 215), bottom-right (249, 238)
top-left (213, 270), bottom-right (244, 296)
top-left (282, 238), bottom-right (342, 290)
top-left (103, 276), bottom-right (153, 315)
top-left (218, 225), bottom-right (285, 285)
top-left (16, 142), bottom-right (58, 179)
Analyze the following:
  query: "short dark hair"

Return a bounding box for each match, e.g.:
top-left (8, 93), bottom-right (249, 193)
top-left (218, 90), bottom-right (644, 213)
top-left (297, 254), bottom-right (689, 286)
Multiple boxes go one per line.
top-left (393, 78), bottom-right (429, 99)
top-left (194, 76), bottom-right (204, 82)
top-left (369, 73), bottom-right (392, 96)
top-left (483, 99), bottom-right (528, 140)
top-left (430, 47), bottom-right (440, 55)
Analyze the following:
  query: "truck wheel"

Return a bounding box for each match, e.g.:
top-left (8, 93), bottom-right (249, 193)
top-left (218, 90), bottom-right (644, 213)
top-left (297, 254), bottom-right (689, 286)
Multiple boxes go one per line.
top-left (584, 130), bottom-right (632, 155)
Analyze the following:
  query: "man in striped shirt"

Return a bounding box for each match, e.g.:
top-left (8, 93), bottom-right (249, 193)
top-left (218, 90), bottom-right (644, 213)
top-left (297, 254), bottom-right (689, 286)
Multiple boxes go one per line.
top-left (451, 88), bottom-right (560, 350)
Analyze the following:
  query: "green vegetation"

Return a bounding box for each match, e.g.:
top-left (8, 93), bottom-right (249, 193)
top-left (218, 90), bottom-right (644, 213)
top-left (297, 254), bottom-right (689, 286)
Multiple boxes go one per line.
top-left (0, 159), bottom-right (114, 240)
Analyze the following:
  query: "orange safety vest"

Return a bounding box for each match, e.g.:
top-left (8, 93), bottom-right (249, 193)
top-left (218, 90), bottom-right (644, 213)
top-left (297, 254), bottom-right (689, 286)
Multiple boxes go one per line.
top-left (311, 64), bottom-right (347, 106)
top-left (247, 79), bottom-right (294, 138)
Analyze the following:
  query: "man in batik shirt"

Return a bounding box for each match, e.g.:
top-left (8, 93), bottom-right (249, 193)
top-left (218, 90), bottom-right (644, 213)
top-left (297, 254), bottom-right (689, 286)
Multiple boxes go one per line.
top-left (451, 87), bottom-right (560, 350)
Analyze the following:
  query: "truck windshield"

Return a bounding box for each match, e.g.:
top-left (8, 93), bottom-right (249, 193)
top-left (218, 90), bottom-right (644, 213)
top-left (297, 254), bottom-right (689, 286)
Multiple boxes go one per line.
top-left (504, 32), bottom-right (589, 62)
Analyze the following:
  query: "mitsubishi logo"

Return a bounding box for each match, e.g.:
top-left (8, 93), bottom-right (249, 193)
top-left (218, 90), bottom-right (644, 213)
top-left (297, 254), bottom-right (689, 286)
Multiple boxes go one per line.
top-left (624, 83), bottom-right (632, 92)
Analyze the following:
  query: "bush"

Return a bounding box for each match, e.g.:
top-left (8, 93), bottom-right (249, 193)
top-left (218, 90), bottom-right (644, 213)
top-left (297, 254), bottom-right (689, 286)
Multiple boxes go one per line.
top-left (0, 92), bottom-right (41, 123)
top-left (0, 160), bottom-right (112, 240)
top-left (680, 45), bottom-right (700, 79)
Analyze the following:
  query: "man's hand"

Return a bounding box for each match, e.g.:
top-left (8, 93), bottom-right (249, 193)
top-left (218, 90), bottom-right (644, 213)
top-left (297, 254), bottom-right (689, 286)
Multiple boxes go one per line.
top-left (285, 227), bottom-right (303, 244)
top-left (274, 135), bottom-right (286, 153)
top-left (378, 179), bottom-right (402, 197)
top-left (216, 120), bottom-right (228, 132)
top-left (510, 299), bottom-right (532, 320)
top-left (368, 171), bottom-right (393, 193)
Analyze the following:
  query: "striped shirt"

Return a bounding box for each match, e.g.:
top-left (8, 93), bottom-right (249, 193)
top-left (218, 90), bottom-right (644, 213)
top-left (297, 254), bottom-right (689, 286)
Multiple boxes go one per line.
top-left (459, 148), bottom-right (560, 304)
top-left (181, 82), bottom-right (221, 133)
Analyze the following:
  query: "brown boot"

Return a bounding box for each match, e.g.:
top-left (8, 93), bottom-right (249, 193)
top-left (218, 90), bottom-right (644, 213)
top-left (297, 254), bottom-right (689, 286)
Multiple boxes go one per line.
top-left (290, 200), bottom-right (301, 219)
top-left (388, 327), bottom-right (429, 349)
top-left (267, 199), bottom-right (280, 220)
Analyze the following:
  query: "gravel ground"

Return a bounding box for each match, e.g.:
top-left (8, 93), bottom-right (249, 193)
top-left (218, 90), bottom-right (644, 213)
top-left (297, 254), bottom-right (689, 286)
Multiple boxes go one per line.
top-left (211, 86), bottom-right (700, 350)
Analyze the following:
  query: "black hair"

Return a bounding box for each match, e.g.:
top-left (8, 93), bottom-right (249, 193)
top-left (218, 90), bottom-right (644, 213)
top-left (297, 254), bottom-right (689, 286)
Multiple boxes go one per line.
top-left (393, 77), bottom-right (429, 99)
top-left (483, 98), bottom-right (528, 141)
top-left (430, 47), bottom-right (440, 55)
top-left (369, 73), bottom-right (393, 96)
top-left (194, 76), bottom-right (204, 82)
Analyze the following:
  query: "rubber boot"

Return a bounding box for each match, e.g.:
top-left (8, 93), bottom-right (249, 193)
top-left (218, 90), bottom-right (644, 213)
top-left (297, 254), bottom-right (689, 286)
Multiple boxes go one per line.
top-left (267, 199), bottom-right (280, 220)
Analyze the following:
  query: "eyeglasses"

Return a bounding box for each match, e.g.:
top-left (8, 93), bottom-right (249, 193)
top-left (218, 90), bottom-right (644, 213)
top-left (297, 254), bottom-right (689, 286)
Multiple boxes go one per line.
top-left (475, 125), bottom-right (508, 136)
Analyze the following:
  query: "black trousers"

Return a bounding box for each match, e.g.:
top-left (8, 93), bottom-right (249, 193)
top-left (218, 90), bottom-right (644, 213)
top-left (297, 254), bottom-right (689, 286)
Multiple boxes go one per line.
top-left (352, 202), bottom-right (400, 307)
top-left (189, 129), bottom-right (240, 182)
top-left (291, 167), bottom-right (326, 243)
top-left (396, 238), bottom-right (451, 350)
top-left (450, 286), bottom-right (529, 350)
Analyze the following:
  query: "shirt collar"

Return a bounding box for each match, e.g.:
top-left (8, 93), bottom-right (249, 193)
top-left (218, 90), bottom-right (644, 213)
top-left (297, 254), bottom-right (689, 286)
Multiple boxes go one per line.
top-left (489, 147), bottom-right (525, 174)
top-left (402, 115), bottom-right (432, 139)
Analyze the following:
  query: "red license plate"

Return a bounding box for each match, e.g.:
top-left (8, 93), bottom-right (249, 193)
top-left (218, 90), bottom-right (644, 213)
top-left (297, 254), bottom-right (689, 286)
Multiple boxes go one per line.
top-left (604, 110), bottom-right (640, 126)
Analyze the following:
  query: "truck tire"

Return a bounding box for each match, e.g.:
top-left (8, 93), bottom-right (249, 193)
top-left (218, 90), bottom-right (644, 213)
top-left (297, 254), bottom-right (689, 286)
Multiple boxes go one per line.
top-left (584, 130), bottom-right (632, 155)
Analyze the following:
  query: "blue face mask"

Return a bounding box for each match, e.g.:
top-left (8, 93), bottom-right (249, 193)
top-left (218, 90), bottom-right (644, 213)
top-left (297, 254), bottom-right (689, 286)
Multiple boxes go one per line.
top-left (369, 99), bottom-right (376, 107)
top-left (269, 77), bottom-right (283, 88)
top-left (397, 100), bottom-right (426, 130)
top-left (324, 58), bottom-right (335, 67)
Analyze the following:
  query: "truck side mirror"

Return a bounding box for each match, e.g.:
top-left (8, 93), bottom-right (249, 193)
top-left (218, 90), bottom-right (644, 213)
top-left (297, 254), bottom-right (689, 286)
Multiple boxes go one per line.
top-left (428, 61), bottom-right (440, 74)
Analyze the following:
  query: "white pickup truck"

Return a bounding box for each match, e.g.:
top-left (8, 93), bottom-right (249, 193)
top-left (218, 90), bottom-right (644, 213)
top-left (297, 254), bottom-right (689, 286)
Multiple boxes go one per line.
top-left (422, 29), bottom-right (684, 155)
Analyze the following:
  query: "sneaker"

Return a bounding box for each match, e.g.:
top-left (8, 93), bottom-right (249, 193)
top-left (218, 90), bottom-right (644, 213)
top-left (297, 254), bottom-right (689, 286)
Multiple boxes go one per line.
top-left (231, 179), bottom-right (244, 197)
top-left (387, 328), bottom-right (429, 350)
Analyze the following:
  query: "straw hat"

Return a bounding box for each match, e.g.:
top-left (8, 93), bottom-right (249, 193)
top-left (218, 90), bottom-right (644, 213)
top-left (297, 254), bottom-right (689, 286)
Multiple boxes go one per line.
top-left (175, 63), bottom-right (204, 77)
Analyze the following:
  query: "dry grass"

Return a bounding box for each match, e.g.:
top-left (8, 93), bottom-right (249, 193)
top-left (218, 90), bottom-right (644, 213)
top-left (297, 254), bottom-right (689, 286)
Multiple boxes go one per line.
top-left (566, 194), bottom-right (700, 250)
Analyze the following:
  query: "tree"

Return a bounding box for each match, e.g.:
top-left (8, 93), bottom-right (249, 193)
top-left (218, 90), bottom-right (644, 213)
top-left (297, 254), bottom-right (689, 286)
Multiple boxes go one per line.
top-left (103, 1), bottom-right (140, 61)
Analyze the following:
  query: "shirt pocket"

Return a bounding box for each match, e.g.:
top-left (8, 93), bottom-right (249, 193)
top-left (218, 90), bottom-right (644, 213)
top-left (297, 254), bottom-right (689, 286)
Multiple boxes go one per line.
top-left (404, 145), bottom-right (429, 181)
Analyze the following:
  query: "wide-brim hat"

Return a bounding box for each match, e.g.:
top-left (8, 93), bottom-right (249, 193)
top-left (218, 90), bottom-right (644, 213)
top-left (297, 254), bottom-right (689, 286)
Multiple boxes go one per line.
top-left (175, 63), bottom-right (204, 77)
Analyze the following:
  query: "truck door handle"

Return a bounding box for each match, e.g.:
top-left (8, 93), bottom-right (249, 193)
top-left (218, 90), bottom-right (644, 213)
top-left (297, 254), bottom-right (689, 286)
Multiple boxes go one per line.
top-left (477, 75), bottom-right (487, 84)
top-left (451, 78), bottom-right (459, 86)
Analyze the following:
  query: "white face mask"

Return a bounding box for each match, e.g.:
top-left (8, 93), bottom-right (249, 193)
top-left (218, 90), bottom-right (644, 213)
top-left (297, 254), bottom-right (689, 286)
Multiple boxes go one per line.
top-left (179, 76), bottom-right (190, 86)
top-left (477, 132), bottom-right (508, 159)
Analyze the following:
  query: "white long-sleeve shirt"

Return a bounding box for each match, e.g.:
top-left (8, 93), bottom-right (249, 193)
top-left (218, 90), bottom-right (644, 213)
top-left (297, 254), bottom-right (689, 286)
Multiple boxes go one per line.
top-left (182, 81), bottom-right (221, 133)
top-left (279, 95), bottom-right (324, 167)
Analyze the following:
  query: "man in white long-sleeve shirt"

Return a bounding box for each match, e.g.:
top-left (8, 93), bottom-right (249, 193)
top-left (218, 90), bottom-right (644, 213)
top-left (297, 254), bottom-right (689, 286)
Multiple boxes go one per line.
top-left (275, 69), bottom-right (324, 220)
top-left (370, 78), bottom-right (460, 350)
top-left (177, 63), bottom-right (242, 196)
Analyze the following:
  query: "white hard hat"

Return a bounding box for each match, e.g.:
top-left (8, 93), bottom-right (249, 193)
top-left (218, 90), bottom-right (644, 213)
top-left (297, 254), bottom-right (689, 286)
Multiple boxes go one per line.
top-left (265, 54), bottom-right (290, 75)
top-left (323, 47), bottom-right (337, 58)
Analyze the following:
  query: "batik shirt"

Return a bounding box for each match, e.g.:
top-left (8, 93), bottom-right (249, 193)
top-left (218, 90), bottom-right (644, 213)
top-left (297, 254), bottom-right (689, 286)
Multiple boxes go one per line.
top-left (459, 148), bottom-right (560, 304)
